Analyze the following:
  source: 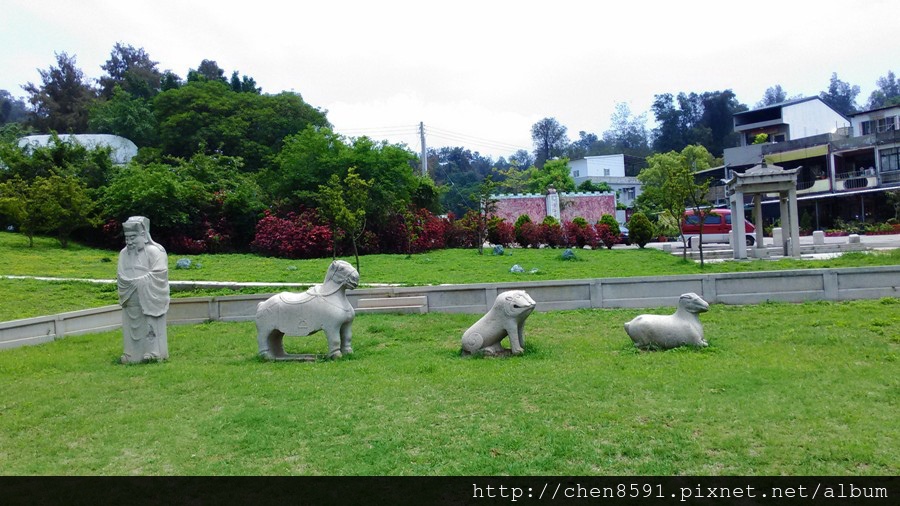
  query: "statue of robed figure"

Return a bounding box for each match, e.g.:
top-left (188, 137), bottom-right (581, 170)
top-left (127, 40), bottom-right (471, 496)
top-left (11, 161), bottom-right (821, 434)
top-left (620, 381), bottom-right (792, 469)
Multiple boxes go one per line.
top-left (117, 216), bottom-right (170, 363)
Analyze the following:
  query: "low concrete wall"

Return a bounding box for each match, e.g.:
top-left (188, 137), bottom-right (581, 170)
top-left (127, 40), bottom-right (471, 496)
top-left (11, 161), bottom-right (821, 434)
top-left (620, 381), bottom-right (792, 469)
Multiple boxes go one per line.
top-left (2, 266), bottom-right (898, 350)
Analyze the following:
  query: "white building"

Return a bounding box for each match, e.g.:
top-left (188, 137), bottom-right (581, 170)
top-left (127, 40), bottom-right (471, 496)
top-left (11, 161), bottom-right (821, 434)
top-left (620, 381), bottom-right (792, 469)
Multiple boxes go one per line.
top-left (731, 96), bottom-right (850, 148)
top-left (568, 154), bottom-right (644, 209)
top-left (18, 134), bottom-right (138, 165)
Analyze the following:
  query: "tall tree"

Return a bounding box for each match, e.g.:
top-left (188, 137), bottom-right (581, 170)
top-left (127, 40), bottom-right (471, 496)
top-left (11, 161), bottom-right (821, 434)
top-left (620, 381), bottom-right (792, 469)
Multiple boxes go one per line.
top-left (153, 81), bottom-right (328, 170)
top-left (866, 70), bottom-right (900, 109)
top-left (530, 117), bottom-right (568, 168)
top-left (757, 85), bottom-right (788, 107)
top-left (566, 131), bottom-right (601, 160)
top-left (527, 157), bottom-right (575, 193)
top-left (699, 90), bottom-right (747, 157)
top-left (493, 164), bottom-right (535, 194)
top-left (636, 144), bottom-right (714, 264)
top-left (508, 149), bottom-right (534, 169)
top-left (469, 176), bottom-right (498, 255)
top-left (23, 52), bottom-right (97, 133)
top-left (98, 43), bottom-right (162, 100)
top-left (651, 91), bottom-right (745, 157)
top-left (160, 71), bottom-right (183, 91)
top-left (188, 60), bottom-right (228, 83)
top-left (88, 86), bottom-right (157, 146)
top-left (230, 71), bottom-right (261, 94)
top-left (819, 72), bottom-right (860, 116)
top-left (1, 91), bottom-right (28, 125)
top-left (602, 102), bottom-right (651, 157)
top-left (0, 174), bottom-right (95, 248)
top-left (431, 146), bottom-right (495, 218)
top-left (317, 167), bottom-right (372, 271)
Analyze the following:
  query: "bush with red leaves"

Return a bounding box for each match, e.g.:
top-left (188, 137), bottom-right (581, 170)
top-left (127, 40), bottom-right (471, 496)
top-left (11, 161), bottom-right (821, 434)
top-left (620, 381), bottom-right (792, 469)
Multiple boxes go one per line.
top-left (487, 218), bottom-right (515, 247)
top-left (251, 209), bottom-right (332, 258)
top-left (596, 223), bottom-right (620, 249)
top-left (564, 220), bottom-right (598, 248)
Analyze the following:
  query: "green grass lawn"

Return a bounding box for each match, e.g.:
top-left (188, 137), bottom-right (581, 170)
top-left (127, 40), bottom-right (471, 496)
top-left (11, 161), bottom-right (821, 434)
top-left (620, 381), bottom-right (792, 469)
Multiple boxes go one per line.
top-left (2, 231), bottom-right (899, 322)
top-left (0, 299), bottom-right (897, 475)
top-left (3, 231), bottom-right (899, 285)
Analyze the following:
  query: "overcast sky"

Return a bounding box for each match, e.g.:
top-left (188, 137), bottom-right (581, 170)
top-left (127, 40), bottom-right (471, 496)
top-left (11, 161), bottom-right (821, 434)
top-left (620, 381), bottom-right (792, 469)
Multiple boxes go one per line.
top-left (3, 0), bottom-right (897, 159)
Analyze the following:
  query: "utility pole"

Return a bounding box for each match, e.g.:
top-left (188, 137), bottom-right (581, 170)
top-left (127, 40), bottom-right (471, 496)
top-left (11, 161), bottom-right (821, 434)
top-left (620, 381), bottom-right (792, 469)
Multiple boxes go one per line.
top-left (419, 121), bottom-right (427, 177)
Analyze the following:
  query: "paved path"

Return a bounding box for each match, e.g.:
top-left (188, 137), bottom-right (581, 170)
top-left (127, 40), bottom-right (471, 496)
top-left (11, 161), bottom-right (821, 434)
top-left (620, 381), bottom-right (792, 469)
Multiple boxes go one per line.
top-left (640, 232), bottom-right (900, 250)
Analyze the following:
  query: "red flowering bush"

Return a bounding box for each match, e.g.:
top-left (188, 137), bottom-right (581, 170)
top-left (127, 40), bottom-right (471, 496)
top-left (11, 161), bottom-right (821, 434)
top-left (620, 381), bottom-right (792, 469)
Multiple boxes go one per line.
top-left (445, 211), bottom-right (480, 248)
top-left (596, 223), bottom-right (620, 249)
top-left (378, 209), bottom-right (448, 254)
top-left (165, 235), bottom-right (207, 254)
top-left (564, 220), bottom-right (598, 248)
top-left (541, 222), bottom-right (565, 247)
top-left (251, 209), bottom-right (332, 258)
top-left (412, 209), bottom-right (448, 252)
top-left (487, 218), bottom-right (515, 247)
top-left (516, 221), bottom-right (543, 248)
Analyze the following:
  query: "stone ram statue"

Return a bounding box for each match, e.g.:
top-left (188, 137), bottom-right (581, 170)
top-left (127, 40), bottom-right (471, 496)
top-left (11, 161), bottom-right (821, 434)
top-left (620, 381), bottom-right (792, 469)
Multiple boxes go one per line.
top-left (624, 292), bottom-right (710, 350)
top-left (461, 290), bottom-right (536, 356)
top-left (255, 260), bottom-right (359, 360)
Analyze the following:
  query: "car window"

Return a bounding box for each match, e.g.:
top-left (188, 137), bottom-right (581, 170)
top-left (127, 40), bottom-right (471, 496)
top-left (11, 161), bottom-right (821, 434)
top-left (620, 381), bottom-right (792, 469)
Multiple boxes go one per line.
top-left (703, 214), bottom-right (721, 225)
top-left (685, 215), bottom-right (700, 225)
top-left (725, 214), bottom-right (732, 225)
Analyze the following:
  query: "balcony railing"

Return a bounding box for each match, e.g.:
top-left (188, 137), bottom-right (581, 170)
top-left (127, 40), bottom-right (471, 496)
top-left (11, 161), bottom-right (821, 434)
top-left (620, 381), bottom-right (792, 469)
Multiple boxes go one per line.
top-left (881, 170), bottom-right (900, 186)
top-left (835, 169), bottom-right (877, 191)
top-left (796, 179), bottom-right (831, 194)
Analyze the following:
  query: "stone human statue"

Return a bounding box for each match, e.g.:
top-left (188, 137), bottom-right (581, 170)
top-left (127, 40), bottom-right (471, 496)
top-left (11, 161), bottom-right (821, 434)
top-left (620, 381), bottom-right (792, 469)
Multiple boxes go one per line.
top-left (117, 216), bottom-right (170, 363)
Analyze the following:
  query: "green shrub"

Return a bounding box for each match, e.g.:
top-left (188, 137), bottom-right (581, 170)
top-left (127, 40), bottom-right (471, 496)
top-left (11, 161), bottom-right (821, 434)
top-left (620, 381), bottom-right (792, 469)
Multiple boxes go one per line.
top-left (598, 214), bottom-right (620, 236)
top-left (626, 212), bottom-right (654, 248)
top-left (514, 214), bottom-right (532, 229)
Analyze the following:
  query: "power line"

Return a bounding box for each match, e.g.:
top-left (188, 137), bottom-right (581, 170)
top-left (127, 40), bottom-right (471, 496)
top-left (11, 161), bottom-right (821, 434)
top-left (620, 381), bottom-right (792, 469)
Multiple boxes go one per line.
top-left (425, 125), bottom-right (528, 152)
top-left (337, 123), bottom-right (529, 157)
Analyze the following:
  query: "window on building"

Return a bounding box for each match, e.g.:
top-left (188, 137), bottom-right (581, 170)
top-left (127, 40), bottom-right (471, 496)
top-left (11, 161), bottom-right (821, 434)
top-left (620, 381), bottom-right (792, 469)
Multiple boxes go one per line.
top-left (861, 120), bottom-right (876, 135)
top-left (603, 168), bottom-right (610, 176)
top-left (880, 147), bottom-right (900, 172)
top-left (573, 170), bottom-right (579, 177)
top-left (877, 116), bottom-right (897, 133)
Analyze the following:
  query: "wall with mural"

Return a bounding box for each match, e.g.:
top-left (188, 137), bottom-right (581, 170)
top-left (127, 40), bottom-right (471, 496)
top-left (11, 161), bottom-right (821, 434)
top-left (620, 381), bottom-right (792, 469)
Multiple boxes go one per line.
top-left (492, 191), bottom-right (616, 223)
top-left (560, 193), bottom-right (616, 222)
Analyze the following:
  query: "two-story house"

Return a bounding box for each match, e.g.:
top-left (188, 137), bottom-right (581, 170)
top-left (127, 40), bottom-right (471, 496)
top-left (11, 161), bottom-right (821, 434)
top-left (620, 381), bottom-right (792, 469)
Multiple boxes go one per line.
top-left (568, 154), bottom-right (645, 210)
top-left (723, 97), bottom-right (900, 228)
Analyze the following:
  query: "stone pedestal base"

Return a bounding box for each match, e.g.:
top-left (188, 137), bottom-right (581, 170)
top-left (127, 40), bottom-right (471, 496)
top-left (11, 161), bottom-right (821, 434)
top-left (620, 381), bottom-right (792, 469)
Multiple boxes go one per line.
top-left (813, 230), bottom-right (825, 245)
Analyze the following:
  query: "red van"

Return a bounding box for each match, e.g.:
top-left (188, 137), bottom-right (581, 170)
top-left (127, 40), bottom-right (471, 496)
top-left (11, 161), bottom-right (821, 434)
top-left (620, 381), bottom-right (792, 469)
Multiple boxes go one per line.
top-left (680, 209), bottom-right (755, 248)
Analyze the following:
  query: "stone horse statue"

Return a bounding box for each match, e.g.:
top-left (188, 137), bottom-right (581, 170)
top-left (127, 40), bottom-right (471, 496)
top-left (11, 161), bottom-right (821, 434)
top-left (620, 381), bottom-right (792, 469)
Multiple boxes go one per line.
top-left (255, 260), bottom-right (359, 360)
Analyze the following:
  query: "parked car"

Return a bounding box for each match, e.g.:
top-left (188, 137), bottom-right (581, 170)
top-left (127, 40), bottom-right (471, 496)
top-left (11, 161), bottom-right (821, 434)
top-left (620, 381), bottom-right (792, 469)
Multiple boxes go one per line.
top-left (680, 208), bottom-right (755, 248)
top-left (619, 225), bottom-right (631, 245)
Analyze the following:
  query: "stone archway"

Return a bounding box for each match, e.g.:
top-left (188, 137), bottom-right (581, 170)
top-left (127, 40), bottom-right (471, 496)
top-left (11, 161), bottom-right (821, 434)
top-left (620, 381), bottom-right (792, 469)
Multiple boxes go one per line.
top-left (727, 162), bottom-right (801, 259)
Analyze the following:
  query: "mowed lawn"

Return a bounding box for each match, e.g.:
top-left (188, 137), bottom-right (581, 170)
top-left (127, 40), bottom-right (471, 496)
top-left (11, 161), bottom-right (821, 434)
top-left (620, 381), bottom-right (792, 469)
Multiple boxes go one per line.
top-left (2, 231), bottom-right (899, 321)
top-left (0, 299), bottom-right (897, 476)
